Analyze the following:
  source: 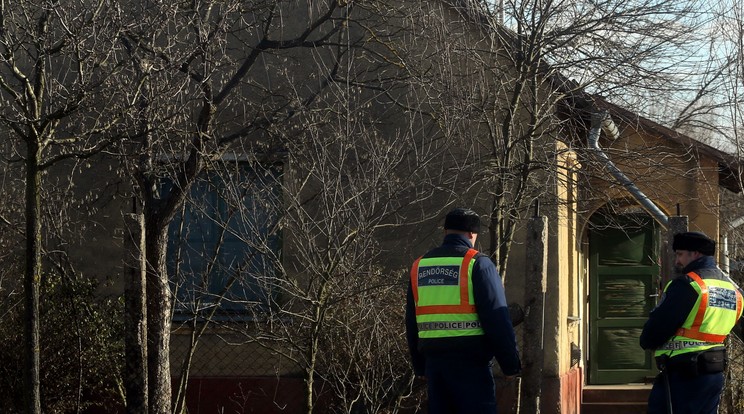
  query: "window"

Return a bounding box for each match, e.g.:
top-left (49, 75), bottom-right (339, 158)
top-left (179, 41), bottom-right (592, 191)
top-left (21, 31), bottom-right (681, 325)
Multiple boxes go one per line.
top-left (166, 162), bottom-right (282, 319)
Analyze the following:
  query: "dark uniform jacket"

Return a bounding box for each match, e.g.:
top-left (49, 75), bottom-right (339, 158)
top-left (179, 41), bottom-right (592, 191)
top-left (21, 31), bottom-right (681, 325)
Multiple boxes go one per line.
top-left (405, 234), bottom-right (521, 376)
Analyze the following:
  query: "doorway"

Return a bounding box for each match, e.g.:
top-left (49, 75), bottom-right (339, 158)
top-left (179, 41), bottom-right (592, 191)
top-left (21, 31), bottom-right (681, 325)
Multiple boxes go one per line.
top-left (588, 211), bottom-right (659, 384)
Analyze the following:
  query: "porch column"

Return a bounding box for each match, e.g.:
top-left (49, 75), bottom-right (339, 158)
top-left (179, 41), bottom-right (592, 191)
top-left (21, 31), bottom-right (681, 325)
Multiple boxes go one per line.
top-left (520, 204), bottom-right (548, 413)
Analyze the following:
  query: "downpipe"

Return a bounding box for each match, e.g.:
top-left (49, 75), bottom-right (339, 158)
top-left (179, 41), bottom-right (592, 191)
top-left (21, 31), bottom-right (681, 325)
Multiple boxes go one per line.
top-left (587, 111), bottom-right (669, 228)
top-left (589, 111), bottom-right (673, 412)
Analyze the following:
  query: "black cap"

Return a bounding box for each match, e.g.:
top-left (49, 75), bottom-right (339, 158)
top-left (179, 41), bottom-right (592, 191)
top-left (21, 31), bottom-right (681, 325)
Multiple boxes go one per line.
top-left (444, 208), bottom-right (481, 233)
top-left (672, 231), bottom-right (716, 256)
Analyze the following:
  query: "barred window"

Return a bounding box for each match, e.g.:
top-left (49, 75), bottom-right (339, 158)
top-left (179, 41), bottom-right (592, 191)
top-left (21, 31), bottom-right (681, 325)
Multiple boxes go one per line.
top-left (166, 162), bottom-right (282, 320)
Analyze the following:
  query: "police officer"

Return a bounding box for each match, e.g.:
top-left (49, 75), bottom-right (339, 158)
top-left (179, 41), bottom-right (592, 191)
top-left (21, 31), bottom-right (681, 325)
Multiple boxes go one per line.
top-left (405, 208), bottom-right (521, 414)
top-left (641, 231), bottom-right (743, 414)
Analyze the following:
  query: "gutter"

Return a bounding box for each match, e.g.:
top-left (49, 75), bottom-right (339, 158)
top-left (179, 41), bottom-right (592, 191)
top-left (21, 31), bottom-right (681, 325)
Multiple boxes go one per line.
top-left (587, 111), bottom-right (669, 228)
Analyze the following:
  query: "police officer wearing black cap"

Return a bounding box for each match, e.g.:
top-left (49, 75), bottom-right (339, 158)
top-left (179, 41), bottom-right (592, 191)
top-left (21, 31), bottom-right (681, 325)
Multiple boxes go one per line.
top-left (641, 231), bottom-right (743, 414)
top-left (405, 208), bottom-right (521, 414)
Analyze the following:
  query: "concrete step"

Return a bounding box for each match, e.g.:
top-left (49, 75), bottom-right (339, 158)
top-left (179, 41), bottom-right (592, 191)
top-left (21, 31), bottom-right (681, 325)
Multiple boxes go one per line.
top-left (580, 402), bottom-right (647, 414)
top-left (581, 385), bottom-right (651, 414)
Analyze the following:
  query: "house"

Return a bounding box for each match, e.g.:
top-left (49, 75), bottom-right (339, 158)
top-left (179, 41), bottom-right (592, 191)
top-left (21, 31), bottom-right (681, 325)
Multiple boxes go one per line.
top-left (1, 1), bottom-right (741, 413)
top-left (529, 94), bottom-right (743, 413)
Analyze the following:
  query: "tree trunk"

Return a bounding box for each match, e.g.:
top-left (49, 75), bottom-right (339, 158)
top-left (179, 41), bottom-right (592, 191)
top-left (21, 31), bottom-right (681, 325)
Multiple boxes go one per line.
top-left (23, 143), bottom-right (42, 414)
top-left (124, 213), bottom-right (149, 413)
top-left (145, 216), bottom-right (173, 414)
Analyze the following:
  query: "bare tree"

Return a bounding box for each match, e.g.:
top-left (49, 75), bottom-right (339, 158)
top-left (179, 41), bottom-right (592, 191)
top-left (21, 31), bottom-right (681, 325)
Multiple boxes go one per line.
top-left (115, 2), bottom-right (480, 412)
top-left (0, 1), bottom-right (726, 413)
top-left (0, 2), bottom-right (128, 412)
top-left (114, 2), bottom-right (427, 413)
top-left (391, 1), bottom-right (731, 412)
top-left (250, 92), bottom-right (438, 413)
top-left (442, 0), bottom-right (712, 277)
top-left (711, 6), bottom-right (744, 405)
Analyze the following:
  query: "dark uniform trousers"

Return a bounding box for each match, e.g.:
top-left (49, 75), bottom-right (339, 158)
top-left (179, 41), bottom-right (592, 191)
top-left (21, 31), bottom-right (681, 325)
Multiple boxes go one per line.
top-left (647, 350), bottom-right (727, 414)
top-left (647, 370), bottom-right (724, 414)
top-left (425, 356), bottom-right (497, 414)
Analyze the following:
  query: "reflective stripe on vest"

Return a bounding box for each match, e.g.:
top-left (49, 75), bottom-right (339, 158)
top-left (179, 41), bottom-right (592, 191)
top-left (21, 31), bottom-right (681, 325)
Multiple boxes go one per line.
top-left (656, 271), bottom-right (743, 357)
top-left (410, 248), bottom-right (484, 338)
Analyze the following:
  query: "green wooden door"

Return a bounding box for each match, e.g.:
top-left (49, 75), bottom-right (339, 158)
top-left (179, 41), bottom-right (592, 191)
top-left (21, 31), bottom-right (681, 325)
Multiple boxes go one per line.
top-left (589, 214), bottom-right (659, 384)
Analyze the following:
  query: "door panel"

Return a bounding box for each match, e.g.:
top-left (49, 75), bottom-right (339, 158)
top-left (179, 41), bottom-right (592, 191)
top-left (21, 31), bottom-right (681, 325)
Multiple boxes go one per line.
top-left (589, 214), bottom-right (659, 384)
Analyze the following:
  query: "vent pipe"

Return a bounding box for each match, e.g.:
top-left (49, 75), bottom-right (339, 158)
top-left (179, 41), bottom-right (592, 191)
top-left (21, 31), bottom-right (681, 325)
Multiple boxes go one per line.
top-left (587, 111), bottom-right (669, 228)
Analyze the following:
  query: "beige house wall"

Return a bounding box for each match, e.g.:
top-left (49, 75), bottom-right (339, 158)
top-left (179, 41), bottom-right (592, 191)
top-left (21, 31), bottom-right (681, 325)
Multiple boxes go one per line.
top-left (553, 143), bottom-right (582, 377)
top-left (583, 127), bottom-right (720, 239)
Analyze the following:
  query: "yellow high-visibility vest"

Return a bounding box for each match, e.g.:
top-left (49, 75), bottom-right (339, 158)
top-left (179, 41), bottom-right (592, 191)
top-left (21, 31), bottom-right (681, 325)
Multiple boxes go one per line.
top-left (410, 248), bottom-right (485, 339)
top-left (656, 271), bottom-right (743, 357)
